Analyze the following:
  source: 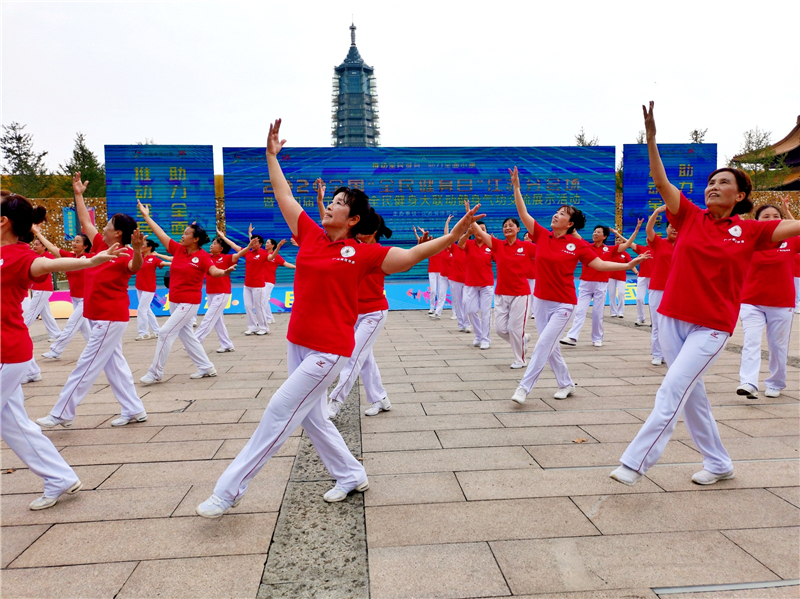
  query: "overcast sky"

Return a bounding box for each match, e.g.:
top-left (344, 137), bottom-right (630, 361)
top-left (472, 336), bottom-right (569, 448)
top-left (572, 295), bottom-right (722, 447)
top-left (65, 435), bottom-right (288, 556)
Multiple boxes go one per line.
top-left (3, 1), bottom-right (798, 174)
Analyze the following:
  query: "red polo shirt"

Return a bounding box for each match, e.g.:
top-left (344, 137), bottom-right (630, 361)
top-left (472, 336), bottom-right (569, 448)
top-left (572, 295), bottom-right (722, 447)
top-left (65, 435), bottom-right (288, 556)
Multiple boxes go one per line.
top-left (135, 255), bottom-right (164, 292)
top-left (464, 239), bottom-right (494, 287)
top-left (263, 254), bottom-right (286, 285)
top-left (206, 254), bottom-right (234, 294)
top-left (492, 237), bottom-right (536, 296)
top-left (633, 244), bottom-right (654, 278)
top-left (60, 248), bottom-right (95, 299)
top-left (448, 244), bottom-right (467, 284)
top-left (1, 243), bottom-right (48, 363)
top-left (30, 252), bottom-right (55, 291)
top-left (580, 244), bottom-right (613, 283)
top-left (244, 249), bottom-right (270, 288)
top-left (358, 243), bottom-right (389, 314)
top-left (742, 237), bottom-right (800, 308)
top-left (530, 221), bottom-right (597, 305)
top-left (167, 239), bottom-right (213, 305)
top-left (609, 250), bottom-right (630, 282)
top-left (648, 235), bottom-right (675, 291)
top-left (83, 233), bottom-right (134, 322)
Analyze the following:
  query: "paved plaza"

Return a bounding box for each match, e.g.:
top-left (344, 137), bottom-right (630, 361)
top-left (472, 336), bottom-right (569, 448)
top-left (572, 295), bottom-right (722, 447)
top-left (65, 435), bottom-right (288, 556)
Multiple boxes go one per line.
top-left (1, 307), bottom-right (799, 599)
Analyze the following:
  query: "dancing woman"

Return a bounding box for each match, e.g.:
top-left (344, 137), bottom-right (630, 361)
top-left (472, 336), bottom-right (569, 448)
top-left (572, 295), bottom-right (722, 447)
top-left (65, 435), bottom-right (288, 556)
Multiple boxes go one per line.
top-left (507, 167), bottom-right (648, 403)
top-left (611, 102), bottom-right (800, 486)
top-left (24, 237), bottom-right (62, 342)
top-left (261, 238), bottom-right (295, 323)
top-left (196, 118), bottom-right (483, 517)
top-left (134, 239), bottom-right (171, 340)
top-left (458, 221), bottom-right (495, 349)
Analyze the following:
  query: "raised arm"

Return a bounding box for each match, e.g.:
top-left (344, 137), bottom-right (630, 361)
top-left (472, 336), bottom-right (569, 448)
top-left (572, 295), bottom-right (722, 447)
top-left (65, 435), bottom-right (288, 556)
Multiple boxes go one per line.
top-left (781, 196), bottom-right (795, 221)
top-left (31, 225), bottom-right (65, 257)
top-left (643, 102), bottom-right (681, 214)
top-left (233, 238), bottom-right (258, 262)
top-left (127, 230), bottom-right (144, 273)
top-left (771, 220), bottom-right (800, 243)
top-left (510, 166), bottom-right (537, 232)
top-left (208, 262), bottom-right (237, 278)
top-left (72, 172), bottom-right (99, 241)
top-left (29, 244), bottom-right (126, 278)
top-left (137, 201), bottom-right (172, 248)
top-left (443, 215), bottom-right (453, 235)
top-left (216, 228), bottom-right (242, 252)
top-left (471, 223), bottom-right (493, 248)
top-left (267, 239), bottom-right (286, 261)
top-left (613, 218), bottom-right (643, 252)
top-left (266, 119), bottom-right (303, 237)
top-left (587, 252), bottom-right (650, 272)
top-left (646, 205), bottom-right (667, 242)
top-left (153, 252), bottom-right (173, 263)
top-left (315, 179), bottom-right (326, 221)
top-left (456, 226), bottom-right (471, 249)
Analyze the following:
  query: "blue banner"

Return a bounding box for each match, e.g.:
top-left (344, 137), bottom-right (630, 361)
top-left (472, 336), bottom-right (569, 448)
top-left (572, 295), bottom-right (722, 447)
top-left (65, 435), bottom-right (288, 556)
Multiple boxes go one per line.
top-left (222, 146), bottom-right (616, 284)
top-left (105, 145), bottom-right (217, 246)
top-left (622, 144), bottom-right (717, 237)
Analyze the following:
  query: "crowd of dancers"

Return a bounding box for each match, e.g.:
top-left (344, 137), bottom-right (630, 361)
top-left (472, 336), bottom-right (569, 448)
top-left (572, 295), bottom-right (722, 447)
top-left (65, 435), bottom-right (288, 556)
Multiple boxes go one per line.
top-left (2, 103), bottom-right (799, 516)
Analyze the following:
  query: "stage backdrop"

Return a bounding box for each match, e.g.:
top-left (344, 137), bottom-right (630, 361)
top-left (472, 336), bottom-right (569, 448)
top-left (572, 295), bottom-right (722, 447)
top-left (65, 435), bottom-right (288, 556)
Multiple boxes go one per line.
top-left (622, 143), bottom-right (717, 237)
top-left (222, 146), bottom-right (616, 283)
top-left (105, 145), bottom-right (217, 245)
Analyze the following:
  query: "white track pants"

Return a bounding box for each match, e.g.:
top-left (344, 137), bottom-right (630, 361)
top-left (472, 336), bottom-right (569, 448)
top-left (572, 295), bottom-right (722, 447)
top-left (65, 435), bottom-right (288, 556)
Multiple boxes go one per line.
top-left (464, 285), bottom-right (493, 344)
top-left (567, 281), bottom-right (607, 343)
top-left (435, 276), bottom-right (449, 315)
top-left (213, 342), bottom-right (366, 503)
top-left (649, 289), bottom-right (664, 361)
top-left (1, 361), bottom-right (79, 497)
top-left (739, 304), bottom-right (794, 391)
top-left (196, 293), bottom-right (234, 351)
top-left (136, 290), bottom-right (161, 337)
top-left (262, 283), bottom-right (276, 322)
top-left (428, 272), bottom-right (442, 311)
top-left (609, 279), bottom-right (626, 317)
top-left (24, 290), bottom-right (62, 339)
top-left (49, 298), bottom-right (90, 356)
top-left (244, 286), bottom-right (268, 333)
top-left (636, 277), bottom-right (650, 323)
top-left (147, 303), bottom-right (213, 379)
top-left (49, 320), bottom-right (144, 421)
top-left (449, 281), bottom-right (468, 329)
top-left (795, 277), bottom-right (800, 312)
top-left (527, 279), bottom-right (536, 318)
top-left (329, 310), bottom-right (388, 405)
top-left (495, 295), bottom-right (530, 364)
top-left (518, 299), bottom-right (575, 392)
top-left (620, 316), bottom-right (732, 475)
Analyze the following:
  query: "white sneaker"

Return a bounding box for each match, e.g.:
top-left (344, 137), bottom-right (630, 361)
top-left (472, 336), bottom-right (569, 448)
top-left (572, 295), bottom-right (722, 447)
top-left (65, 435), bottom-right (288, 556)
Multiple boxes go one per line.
top-left (764, 388), bottom-right (781, 398)
top-left (795, 308), bottom-right (800, 315)
top-left (328, 400), bottom-right (343, 419)
top-left (553, 385), bottom-right (575, 400)
top-left (472, 339), bottom-right (480, 347)
top-left (610, 465), bottom-right (642, 486)
top-left (592, 341), bottom-right (603, 347)
top-left (23, 373), bottom-right (42, 384)
top-left (736, 383), bottom-right (758, 399)
top-left (458, 326), bottom-right (466, 332)
top-left (635, 320), bottom-right (646, 327)
top-left (29, 480), bottom-right (82, 510)
top-left (691, 469), bottom-right (734, 485)
top-left (323, 479), bottom-right (369, 503)
top-left (111, 412), bottom-right (148, 427)
top-left (530, 314), bottom-right (535, 319)
top-left (42, 351), bottom-right (60, 359)
top-left (450, 314), bottom-right (457, 320)
top-left (617, 315), bottom-right (624, 318)
top-left (559, 336), bottom-right (576, 346)
top-left (428, 310), bottom-right (434, 315)
top-left (511, 386), bottom-right (528, 404)
top-left (36, 414), bottom-right (73, 428)
top-left (216, 347), bottom-right (235, 353)
top-left (139, 373), bottom-right (162, 385)
top-left (651, 357), bottom-right (663, 366)
top-left (47, 337), bottom-right (60, 342)
top-left (479, 341), bottom-right (490, 350)
top-left (189, 368), bottom-right (217, 379)
top-left (432, 313), bottom-right (441, 320)
top-left (510, 361), bottom-right (526, 369)
top-left (134, 334), bottom-right (151, 341)
top-left (364, 398), bottom-right (391, 416)
top-left (192, 322), bottom-right (198, 328)
top-left (267, 318), bottom-right (276, 324)
top-left (464, 326), bottom-right (472, 334)
top-left (256, 330), bottom-right (269, 336)
top-left (244, 330), bottom-right (256, 336)
top-left (196, 493), bottom-right (234, 518)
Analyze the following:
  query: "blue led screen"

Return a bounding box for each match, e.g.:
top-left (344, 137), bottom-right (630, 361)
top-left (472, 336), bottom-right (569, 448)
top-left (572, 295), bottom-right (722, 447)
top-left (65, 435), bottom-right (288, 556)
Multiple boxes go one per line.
top-left (622, 144), bottom-right (717, 238)
top-left (222, 146), bottom-right (616, 283)
top-left (105, 145), bottom-right (217, 245)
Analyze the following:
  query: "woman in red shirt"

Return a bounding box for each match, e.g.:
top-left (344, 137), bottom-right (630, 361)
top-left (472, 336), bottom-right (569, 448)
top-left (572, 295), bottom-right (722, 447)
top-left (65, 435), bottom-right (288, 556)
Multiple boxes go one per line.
top-left (23, 238), bottom-right (62, 342)
top-left (261, 238), bottom-right (295, 324)
top-left (2, 191), bottom-right (124, 509)
top-left (134, 239), bottom-right (170, 340)
top-left (508, 167), bottom-right (647, 403)
top-left (737, 200), bottom-right (800, 399)
top-left (327, 213), bottom-right (394, 419)
top-left (137, 204), bottom-right (236, 384)
top-left (612, 102), bottom-right (800, 487)
top-left (608, 236), bottom-right (633, 318)
top-left (633, 241), bottom-right (654, 325)
top-left (524, 231), bottom-right (537, 319)
top-left (458, 220), bottom-right (495, 349)
top-left (448, 241), bottom-right (470, 332)
top-left (196, 119), bottom-right (483, 517)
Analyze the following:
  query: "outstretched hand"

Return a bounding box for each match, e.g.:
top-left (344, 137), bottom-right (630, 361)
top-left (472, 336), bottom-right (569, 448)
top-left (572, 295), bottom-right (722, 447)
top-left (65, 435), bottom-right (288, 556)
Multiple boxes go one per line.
top-left (780, 195), bottom-right (794, 220)
top-left (72, 172), bottom-right (89, 196)
top-left (316, 178), bottom-right (326, 202)
top-left (451, 203), bottom-right (486, 239)
top-left (130, 230), bottom-right (145, 251)
top-left (247, 238), bottom-right (259, 250)
top-left (267, 119), bottom-right (287, 156)
top-left (137, 200), bottom-right (150, 218)
top-left (508, 166), bottom-right (520, 189)
top-left (653, 204), bottom-right (667, 215)
top-left (631, 252), bottom-right (652, 265)
top-left (93, 243), bottom-right (126, 263)
top-left (642, 101), bottom-right (656, 139)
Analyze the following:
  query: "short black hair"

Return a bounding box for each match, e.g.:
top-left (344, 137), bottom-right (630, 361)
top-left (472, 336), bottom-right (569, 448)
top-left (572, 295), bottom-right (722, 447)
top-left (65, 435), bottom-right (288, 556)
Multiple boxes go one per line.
top-left (145, 239), bottom-right (158, 251)
top-left (561, 205), bottom-right (585, 234)
top-left (110, 213), bottom-right (138, 245)
top-left (212, 236), bottom-right (231, 254)
top-left (0, 191), bottom-right (46, 243)
top-left (76, 232), bottom-right (92, 252)
top-left (594, 225), bottom-right (610, 239)
top-left (252, 234), bottom-right (264, 245)
top-left (188, 223), bottom-right (210, 246)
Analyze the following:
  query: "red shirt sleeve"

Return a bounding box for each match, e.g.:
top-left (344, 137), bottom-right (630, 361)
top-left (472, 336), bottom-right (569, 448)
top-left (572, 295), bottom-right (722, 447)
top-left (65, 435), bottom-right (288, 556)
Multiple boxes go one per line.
top-left (577, 243), bottom-right (598, 267)
top-left (297, 211), bottom-right (322, 245)
top-left (666, 193), bottom-right (699, 231)
top-left (749, 219), bottom-right (781, 252)
top-left (531, 221), bottom-right (549, 243)
top-left (92, 232), bottom-right (107, 253)
top-left (168, 239), bottom-right (181, 255)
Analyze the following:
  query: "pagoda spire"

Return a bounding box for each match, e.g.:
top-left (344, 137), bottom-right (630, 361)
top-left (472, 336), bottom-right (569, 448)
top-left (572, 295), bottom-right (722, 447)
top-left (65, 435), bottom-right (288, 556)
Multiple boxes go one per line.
top-left (350, 21), bottom-right (356, 46)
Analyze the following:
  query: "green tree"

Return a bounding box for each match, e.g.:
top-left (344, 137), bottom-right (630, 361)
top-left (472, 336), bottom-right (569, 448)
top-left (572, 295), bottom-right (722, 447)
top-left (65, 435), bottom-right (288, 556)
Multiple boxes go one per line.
top-left (575, 127), bottom-right (598, 147)
top-left (59, 132), bottom-right (106, 197)
top-left (689, 128), bottom-right (708, 143)
top-left (728, 127), bottom-right (789, 190)
top-left (0, 122), bottom-right (50, 197)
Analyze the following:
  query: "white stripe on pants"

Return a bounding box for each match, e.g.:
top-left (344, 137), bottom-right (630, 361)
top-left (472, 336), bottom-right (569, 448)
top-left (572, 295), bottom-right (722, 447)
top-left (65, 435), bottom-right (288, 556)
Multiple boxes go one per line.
top-left (621, 316), bottom-right (731, 474)
top-left (609, 279), bottom-right (626, 317)
top-left (635, 277), bottom-right (650, 322)
top-left (527, 279), bottom-right (536, 319)
top-left (147, 303), bottom-right (213, 379)
top-left (262, 283), bottom-right (275, 322)
top-left (329, 310), bottom-right (388, 405)
top-left (244, 286), bottom-right (268, 332)
top-left (518, 298), bottom-right (575, 392)
top-left (567, 281), bottom-right (607, 343)
top-left (1, 361), bottom-right (79, 497)
top-left (649, 289), bottom-right (665, 360)
top-left (739, 303), bottom-right (794, 391)
top-left (213, 342), bottom-right (366, 503)
top-left (464, 285), bottom-right (493, 344)
top-left (136, 290), bottom-right (161, 337)
top-left (24, 290), bottom-right (62, 339)
top-left (196, 293), bottom-right (234, 351)
top-left (495, 295), bottom-right (530, 364)
top-left (449, 281), bottom-right (468, 329)
top-left (49, 298), bottom-right (91, 356)
top-left (434, 277), bottom-right (449, 316)
top-left (50, 320), bottom-right (145, 421)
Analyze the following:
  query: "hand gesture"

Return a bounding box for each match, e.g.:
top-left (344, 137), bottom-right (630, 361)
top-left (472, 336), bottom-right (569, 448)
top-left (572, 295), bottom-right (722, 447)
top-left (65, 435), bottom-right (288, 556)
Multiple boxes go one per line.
top-left (637, 218), bottom-right (644, 228)
top-left (247, 237), bottom-right (259, 250)
top-left (137, 200), bottom-right (150, 218)
top-left (266, 119), bottom-right (287, 156)
top-left (780, 195), bottom-right (794, 219)
top-left (450, 204), bottom-right (487, 240)
top-left (216, 228), bottom-right (225, 238)
top-left (248, 223), bottom-right (254, 237)
top-left (509, 166), bottom-right (520, 190)
top-left (445, 215), bottom-right (453, 226)
top-left (222, 264), bottom-right (237, 276)
top-left (277, 239), bottom-right (286, 249)
top-left (653, 204), bottom-right (667, 216)
top-left (130, 229), bottom-right (145, 251)
top-left (31, 224), bottom-right (42, 236)
top-left (290, 237), bottom-right (299, 247)
top-left (72, 172), bottom-right (89, 196)
top-left (642, 101), bottom-right (656, 140)
top-left (420, 229), bottom-right (432, 243)
top-left (92, 243), bottom-right (125, 264)
top-left (316, 178), bottom-right (326, 202)
top-left (631, 251), bottom-right (652, 265)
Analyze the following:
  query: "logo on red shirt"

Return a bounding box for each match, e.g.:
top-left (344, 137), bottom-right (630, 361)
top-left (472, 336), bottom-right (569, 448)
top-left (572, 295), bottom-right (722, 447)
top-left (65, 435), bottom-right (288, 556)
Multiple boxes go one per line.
top-left (517, 247), bottom-right (524, 253)
top-left (728, 225), bottom-right (742, 238)
top-left (341, 246), bottom-right (356, 258)
top-left (191, 257), bottom-right (199, 264)
top-left (566, 243), bottom-right (576, 252)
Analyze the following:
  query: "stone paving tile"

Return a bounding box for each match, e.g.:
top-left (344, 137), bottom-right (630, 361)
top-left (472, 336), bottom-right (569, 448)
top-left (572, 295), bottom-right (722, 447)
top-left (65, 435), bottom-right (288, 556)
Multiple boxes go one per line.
top-left (362, 430), bottom-right (442, 452)
top-left (757, 403), bottom-right (800, 418)
top-left (10, 512), bottom-right (277, 567)
top-left (644, 461), bottom-right (800, 491)
top-left (666, 587), bottom-right (800, 599)
top-left (527, 440), bottom-right (700, 468)
top-left (364, 473), bottom-right (465, 507)
top-left (0, 464), bottom-right (119, 495)
top-left (118, 554), bottom-right (267, 599)
top-left (366, 497), bottom-right (599, 548)
top-left (361, 413), bottom-right (503, 434)
top-left (214, 436), bottom-right (301, 459)
top-left (0, 562), bottom-right (137, 598)
top-left (369, 542), bottom-right (510, 599)
top-left (720, 417), bottom-right (800, 437)
top-left (1, 524), bottom-right (49, 568)
top-left (578, 421), bottom-right (749, 443)
top-left (147, 422), bottom-right (259, 443)
top-left (125, 410), bottom-right (246, 426)
top-left (496, 409), bottom-right (643, 428)
top-left (627, 405), bottom-right (781, 422)
top-left (456, 467), bottom-right (663, 500)
top-left (722, 526), bottom-right (800, 580)
top-left (58, 439), bottom-right (223, 465)
top-left (363, 446), bottom-right (538, 475)
top-left (437, 426), bottom-right (599, 449)
top-left (421, 399), bottom-right (555, 414)
top-left (539, 395), bottom-right (665, 411)
top-left (769, 486), bottom-right (800, 508)
top-left (483, 591), bottom-right (658, 599)
top-left (42, 426), bottom-right (161, 446)
top-left (716, 436), bottom-right (800, 460)
top-left (572, 489), bottom-right (800, 535)
top-left (183, 398), bottom-right (270, 412)
top-left (490, 531), bottom-right (778, 595)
